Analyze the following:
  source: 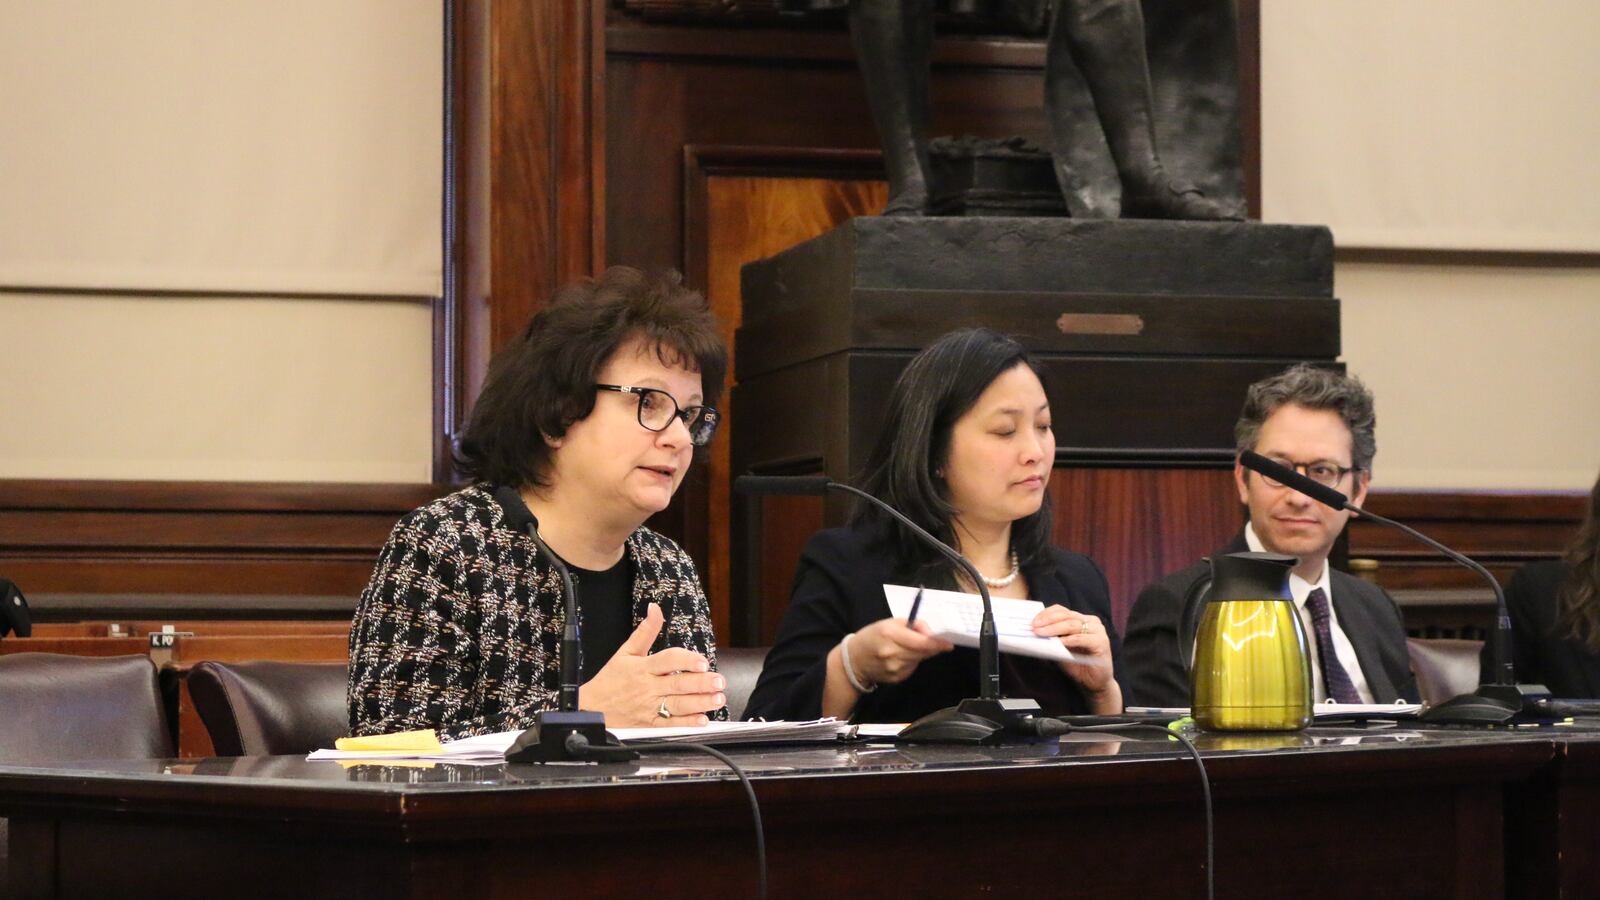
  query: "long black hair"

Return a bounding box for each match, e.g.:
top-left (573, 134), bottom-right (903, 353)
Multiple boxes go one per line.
top-left (1557, 471), bottom-right (1600, 653)
top-left (853, 328), bottom-right (1054, 586)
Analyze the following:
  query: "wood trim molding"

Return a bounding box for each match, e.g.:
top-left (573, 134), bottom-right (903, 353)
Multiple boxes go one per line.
top-left (0, 480), bottom-right (447, 513)
top-left (1363, 490), bottom-right (1588, 523)
top-left (1336, 247), bottom-right (1600, 268)
top-left (607, 19), bottom-right (1048, 68)
top-left (681, 144), bottom-right (886, 289)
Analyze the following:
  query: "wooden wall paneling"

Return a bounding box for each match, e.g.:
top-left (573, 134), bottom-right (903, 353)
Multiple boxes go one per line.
top-left (486, 0), bottom-right (605, 352)
top-left (0, 637), bottom-right (152, 658)
top-left (1049, 467), bottom-right (1243, 634)
top-left (688, 147), bottom-right (887, 643)
top-left (2, 561), bottom-right (381, 606)
top-left (32, 621), bottom-right (351, 638)
top-left (751, 495), bottom-right (827, 647)
top-left (1350, 491), bottom-right (1586, 591)
top-left (0, 480), bottom-right (445, 608)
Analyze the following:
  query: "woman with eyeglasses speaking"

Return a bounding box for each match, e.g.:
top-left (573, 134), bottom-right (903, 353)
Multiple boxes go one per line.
top-left (348, 268), bottom-right (730, 739)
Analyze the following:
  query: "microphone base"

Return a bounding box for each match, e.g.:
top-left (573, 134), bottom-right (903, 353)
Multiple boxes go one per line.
top-left (1418, 683), bottom-right (1553, 727)
top-left (505, 710), bottom-right (638, 763)
top-left (899, 697), bottom-right (1048, 745)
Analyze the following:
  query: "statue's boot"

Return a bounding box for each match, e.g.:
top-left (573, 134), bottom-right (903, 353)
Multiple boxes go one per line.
top-left (1122, 176), bottom-right (1241, 220)
top-left (1052, 0), bottom-right (1241, 220)
top-left (850, 0), bottom-right (935, 215)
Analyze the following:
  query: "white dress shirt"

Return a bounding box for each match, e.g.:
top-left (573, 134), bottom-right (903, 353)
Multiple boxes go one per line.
top-left (1245, 525), bottom-right (1375, 704)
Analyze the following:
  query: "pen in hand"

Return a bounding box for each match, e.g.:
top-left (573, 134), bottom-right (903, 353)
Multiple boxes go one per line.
top-left (904, 586), bottom-right (925, 629)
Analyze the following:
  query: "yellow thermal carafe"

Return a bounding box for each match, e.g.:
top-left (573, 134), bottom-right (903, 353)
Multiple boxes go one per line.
top-left (1191, 551), bottom-right (1312, 732)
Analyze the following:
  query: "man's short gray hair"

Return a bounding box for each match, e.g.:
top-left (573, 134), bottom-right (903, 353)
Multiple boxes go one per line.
top-left (1234, 364), bottom-right (1377, 473)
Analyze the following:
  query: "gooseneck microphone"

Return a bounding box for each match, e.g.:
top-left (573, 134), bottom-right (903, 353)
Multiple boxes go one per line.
top-left (736, 474), bottom-right (1045, 743)
top-left (1238, 451), bottom-right (1551, 724)
top-left (493, 486), bottom-right (634, 763)
top-left (494, 486), bottom-right (582, 709)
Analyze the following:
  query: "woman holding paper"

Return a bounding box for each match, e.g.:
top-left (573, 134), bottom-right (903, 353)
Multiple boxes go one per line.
top-left (745, 328), bottom-right (1123, 722)
top-left (347, 268), bottom-right (730, 740)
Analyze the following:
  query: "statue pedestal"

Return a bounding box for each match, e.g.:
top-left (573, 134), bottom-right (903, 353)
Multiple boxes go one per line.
top-left (731, 216), bottom-right (1336, 642)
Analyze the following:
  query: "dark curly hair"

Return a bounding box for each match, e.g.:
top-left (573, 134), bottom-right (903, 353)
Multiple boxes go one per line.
top-left (1235, 363), bottom-right (1377, 474)
top-left (456, 267), bottom-right (727, 489)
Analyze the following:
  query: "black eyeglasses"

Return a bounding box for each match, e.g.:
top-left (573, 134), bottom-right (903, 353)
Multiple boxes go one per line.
top-left (1258, 456), bottom-right (1357, 489)
top-left (595, 384), bottom-right (719, 446)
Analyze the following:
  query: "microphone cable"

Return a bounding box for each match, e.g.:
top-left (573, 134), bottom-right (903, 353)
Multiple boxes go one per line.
top-left (1027, 717), bottom-right (1214, 900)
top-left (565, 732), bottom-right (767, 900)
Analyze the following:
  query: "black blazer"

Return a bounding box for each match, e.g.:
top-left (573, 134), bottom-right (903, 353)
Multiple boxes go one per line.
top-left (744, 519), bottom-right (1122, 723)
top-left (1122, 530), bottom-right (1419, 708)
top-left (1482, 560), bottom-right (1600, 699)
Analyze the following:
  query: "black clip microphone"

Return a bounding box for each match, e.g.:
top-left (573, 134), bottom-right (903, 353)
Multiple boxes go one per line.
top-left (735, 475), bottom-right (1044, 743)
top-left (1238, 451), bottom-right (1551, 724)
top-left (493, 486), bottom-right (636, 763)
top-left (0, 579), bottom-right (32, 639)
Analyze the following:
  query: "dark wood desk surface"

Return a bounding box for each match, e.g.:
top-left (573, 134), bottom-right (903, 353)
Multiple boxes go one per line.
top-left (2, 726), bottom-right (1595, 899)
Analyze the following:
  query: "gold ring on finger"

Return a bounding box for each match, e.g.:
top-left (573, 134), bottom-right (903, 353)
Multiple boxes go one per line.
top-left (657, 698), bottom-right (672, 719)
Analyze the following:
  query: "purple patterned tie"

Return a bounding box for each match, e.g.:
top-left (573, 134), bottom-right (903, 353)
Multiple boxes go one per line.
top-left (1304, 588), bottom-right (1361, 703)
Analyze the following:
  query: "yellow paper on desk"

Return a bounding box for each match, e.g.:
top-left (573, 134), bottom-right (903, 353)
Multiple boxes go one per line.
top-left (334, 730), bottom-right (443, 752)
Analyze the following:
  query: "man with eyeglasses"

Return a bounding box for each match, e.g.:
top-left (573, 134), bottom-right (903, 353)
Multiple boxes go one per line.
top-left (1122, 364), bottom-right (1420, 708)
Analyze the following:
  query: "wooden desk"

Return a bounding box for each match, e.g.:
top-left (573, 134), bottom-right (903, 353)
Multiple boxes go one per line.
top-left (1504, 732), bottom-right (1600, 899)
top-left (3, 727), bottom-right (1592, 899)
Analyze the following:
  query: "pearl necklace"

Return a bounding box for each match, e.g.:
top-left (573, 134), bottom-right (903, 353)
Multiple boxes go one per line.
top-left (977, 551), bottom-right (1021, 589)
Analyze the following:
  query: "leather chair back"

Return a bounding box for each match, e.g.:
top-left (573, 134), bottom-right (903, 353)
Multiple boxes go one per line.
top-left (717, 646), bottom-right (768, 721)
top-left (0, 653), bottom-right (172, 763)
top-left (189, 660), bottom-right (349, 756)
top-left (1406, 637), bottom-right (1484, 706)
top-left (0, 652), bottom-right (173, 890)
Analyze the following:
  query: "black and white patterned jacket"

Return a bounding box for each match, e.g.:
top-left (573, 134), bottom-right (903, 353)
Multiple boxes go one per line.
top-left (347, 484), bottom-right (724, 739)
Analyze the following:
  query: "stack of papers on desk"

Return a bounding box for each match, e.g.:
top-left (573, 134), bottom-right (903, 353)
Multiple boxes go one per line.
top-left (310, 730), bottom-right (520, 762)
top-left (615, 718), bottom-right (843, 745)
top-left (308, 719), bottom-right (847, 762)
top-left (1312, 702), bottom-right (1420, 720)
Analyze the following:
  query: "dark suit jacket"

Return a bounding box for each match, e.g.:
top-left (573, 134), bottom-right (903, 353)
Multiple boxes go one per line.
top-left (1481, 560), bottom-right (1600, 699)
top-left (743, 519), bottom-right (1122, 723)
top-left (1122, 530), bottom-right (1420, 708)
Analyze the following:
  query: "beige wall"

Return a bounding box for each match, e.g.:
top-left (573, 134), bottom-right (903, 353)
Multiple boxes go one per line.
top-left (0, 292), bottom-right (434, 483)
top-left (1339, 264), bottom-right (1600, 490)
top-left (1261, 0), bottom-right (1600, 253)
top-left (0, 2), bottom-right (440, 483)
top-left (1263, 1), bottom-right (1600, 491)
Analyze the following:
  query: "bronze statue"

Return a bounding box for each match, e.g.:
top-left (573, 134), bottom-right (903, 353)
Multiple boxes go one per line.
top-left (849, 0), bottom-right (1242, 219)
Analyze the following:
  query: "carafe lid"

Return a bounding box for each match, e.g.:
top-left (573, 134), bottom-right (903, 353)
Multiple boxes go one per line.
top-left (1205, 551), bottom-right (1297, 601)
